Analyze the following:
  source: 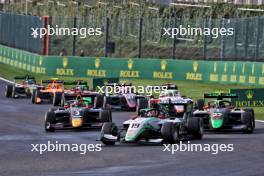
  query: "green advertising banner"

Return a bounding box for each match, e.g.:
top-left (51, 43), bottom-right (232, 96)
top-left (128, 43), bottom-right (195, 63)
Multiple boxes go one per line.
top-left (230, 89), bottom-right (264, 107)
top-left (0, 45), bottom-right (45, 74)
top-left (1, 44), bottom-right (264, 86)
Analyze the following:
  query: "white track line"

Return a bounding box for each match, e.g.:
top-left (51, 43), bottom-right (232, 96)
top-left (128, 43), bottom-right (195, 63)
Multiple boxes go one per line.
top-left (0, 76), bottom-right (15, 84)
top-left (256, 120), bottom-right (264, 123)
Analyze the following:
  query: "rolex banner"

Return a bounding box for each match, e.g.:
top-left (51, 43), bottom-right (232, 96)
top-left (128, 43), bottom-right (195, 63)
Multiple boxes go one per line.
top-left (0, 44), bottom-right (264, 86)
top-left (230, 89), bottom-right (264, 107)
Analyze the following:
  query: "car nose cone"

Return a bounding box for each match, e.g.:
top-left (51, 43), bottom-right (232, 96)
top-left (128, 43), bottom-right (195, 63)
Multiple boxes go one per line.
top-left (71, 118), bottom-right (83, 128)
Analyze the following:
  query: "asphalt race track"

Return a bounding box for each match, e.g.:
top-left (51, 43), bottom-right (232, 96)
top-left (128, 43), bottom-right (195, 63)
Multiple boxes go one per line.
top-left (0, 80), bottom-right (264, 176)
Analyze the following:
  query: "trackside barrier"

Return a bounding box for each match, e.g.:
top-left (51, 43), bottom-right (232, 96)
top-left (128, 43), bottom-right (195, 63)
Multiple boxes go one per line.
top-left (0, 45), bottom-right (264, 86)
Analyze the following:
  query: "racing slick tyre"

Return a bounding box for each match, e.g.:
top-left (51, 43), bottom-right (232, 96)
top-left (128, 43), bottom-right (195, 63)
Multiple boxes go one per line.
top-left (34, 90), bottom-right (42, 104)
top-left (187, 117), bottom-right (204, 139)
top-left (31, 89), bottom-right (36, 103)
top-left (26, 89), bottom-right (31, 98)
top-left (195, 99), bottom-right (204, 110)
top-left (161, 122), bottom-right (174, 143)
top-left (94, 94), bottom-right (104, 108)
top-left (45, 111), bottom-right (56, 132)
top-left (136, 98), bottom-right (149, 115)
top-left (100, 110), bottom-right (112, 122)
top-left (244, 109), bottom-right (255, 128)
top-left (101, 122), bottom-right (118, 145)
top-left (53, 92), bottom-right (62, 106)
top-left (61, 94), bottom-right (66, 107)
top-left (103, 96), bottom-right (111, 109)
top-left (5, 85), bottom-right (13, 98)
top-left (172, 124), bottom-right (180, 143)
top-left (11, 87), bottom-right (17, 98)
top-left (242, 112), bottom-right (254, 134)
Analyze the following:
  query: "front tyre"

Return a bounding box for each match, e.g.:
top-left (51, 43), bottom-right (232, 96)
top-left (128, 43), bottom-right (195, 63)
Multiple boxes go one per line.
top-left (53, 92), bottom-right (62, 106)
top-left (187, 117), bottom-right (204, 139)
top-left (5, 85), bottom-right (13, 98)
top-left (242, 112), bottom-right (254, 134)
top-left (45, 111), bottom-right (56, 132)
top-left (101, 122), bottom-right (118, 145)
top-left (161, 122), bottom-right (174, 143)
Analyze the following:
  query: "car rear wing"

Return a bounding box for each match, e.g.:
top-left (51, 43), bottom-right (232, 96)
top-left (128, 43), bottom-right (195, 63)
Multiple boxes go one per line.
top-left (162, 83), bottom-right (178, 90)
top-left (104, 82), bottom-right (132, 87)
top-left (41, 80), bottom-right (64, 84)
top-left (63, 80), bottom-right (87, 86)
top-left (14, 75), bottom-right (35, 80)
top-left (70, 93), bottom-right (96, 103)
top-left (204, 93), bottom-right (238, 100)
top-left (147, 84), bottom-right (177, 91)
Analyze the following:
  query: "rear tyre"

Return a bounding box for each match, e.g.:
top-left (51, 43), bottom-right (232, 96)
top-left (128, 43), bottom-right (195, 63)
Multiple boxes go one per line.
top-left (172, 124), bottom-right (179, 143)
top-left (94, 94), bottom-right (104, 108)
top-left (53, 92), bottom-right (62, 106)
top-left (187, 117), bottom-right (204, 139)
top-left (45, 111), bottom-right (56, 132)
top-left (31, 89), bottom-right (36, 103)
top-left (5, 85), bottom-right (13, 98)
top-left (103, 96), bottom-right (111, 109)
top-left (35, 90), bottom-right (42, 104)
top-left (242, 112), bottom-right (254, 134)
top-left (100, 110), bottom-right (112, 122)
top-left (101, 122), bottom-right (118, 145)
top-left (61, 94), bottom-right (65, 107)
top-left (196, 99), bottom-right (204, 110)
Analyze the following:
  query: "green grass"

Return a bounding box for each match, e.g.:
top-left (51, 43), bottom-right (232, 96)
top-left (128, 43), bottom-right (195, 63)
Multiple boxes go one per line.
top-left (0, 63), bottom-right (263, 120)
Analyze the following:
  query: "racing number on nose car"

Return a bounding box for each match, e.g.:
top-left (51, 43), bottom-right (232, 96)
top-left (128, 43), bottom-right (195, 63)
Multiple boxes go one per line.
top-left (131, 123), bottom-right (140, 128)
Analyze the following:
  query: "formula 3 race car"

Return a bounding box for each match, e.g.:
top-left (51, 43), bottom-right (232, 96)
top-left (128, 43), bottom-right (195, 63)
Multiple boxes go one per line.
top-left (158, 83), bottom-right (181, 100)
top-left (60, 80), bottom-right (99, 106)
top-left (5, 75), bottom-right (38, 98)
top-left (193, 92), bottom-right (255, 133)
top-left (31, 79), bottom-right (64, 105)
top-left (102, 83), bottom-right (145, 111)
top-left (45, 96), bottom-right (112, 132)
top-left (100, 97), bottom-right (204, 145)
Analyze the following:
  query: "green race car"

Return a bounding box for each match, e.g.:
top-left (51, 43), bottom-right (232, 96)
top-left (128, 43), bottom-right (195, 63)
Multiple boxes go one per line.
top-left (100, 97), bottom-right (204, 145)
top-left (193, 92), bottom-right (255, 133)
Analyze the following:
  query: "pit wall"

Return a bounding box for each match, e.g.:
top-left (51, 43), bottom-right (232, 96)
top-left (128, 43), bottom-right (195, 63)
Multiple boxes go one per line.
top-left (0, 45), bottom-right (263, 86)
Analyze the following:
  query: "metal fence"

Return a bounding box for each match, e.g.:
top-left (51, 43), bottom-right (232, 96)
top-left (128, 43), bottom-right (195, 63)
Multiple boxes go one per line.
top-left (150, 0), bottom-right (264, 5)
top-left (0, 12), bottom-right (42, 54)
top-left (48, 15), bottom-right (264, 61)
top-left (0, 12), bottom-right (264, 61)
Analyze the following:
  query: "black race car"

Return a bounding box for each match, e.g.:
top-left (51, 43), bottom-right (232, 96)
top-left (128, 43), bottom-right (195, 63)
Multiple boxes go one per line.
top-left (193, 92), bottom-right (255, 133)
top-left (45, 96), bottom-right (112, 132)
top-left (5, 75), bottom-right (38, 98)
top-left (60, 80), bottom-right (100, 106)
top-left (102, 83), bottom-right (145, 111)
